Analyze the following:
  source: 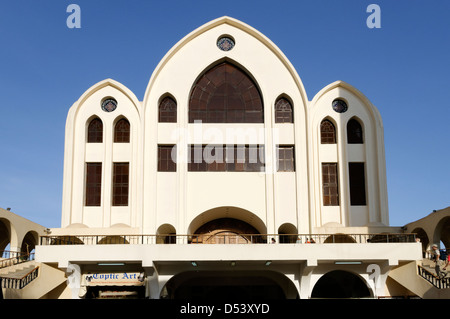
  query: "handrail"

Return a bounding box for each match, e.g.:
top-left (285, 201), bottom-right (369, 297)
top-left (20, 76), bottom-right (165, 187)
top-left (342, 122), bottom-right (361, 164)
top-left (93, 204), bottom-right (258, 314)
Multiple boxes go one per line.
top-left (0, 252), bottom-right (35, 269)
top-left (0, 266), bottom-right (39, 289)
top-left (417, 265), bottom-right (450, 289)
top-left (39, 233), bottom-right (417, 246)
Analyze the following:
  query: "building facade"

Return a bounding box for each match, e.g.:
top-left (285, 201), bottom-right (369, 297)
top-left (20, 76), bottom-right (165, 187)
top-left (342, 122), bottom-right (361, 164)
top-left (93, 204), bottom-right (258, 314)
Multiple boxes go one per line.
top-left (24, 16), bottom-right (425, 299)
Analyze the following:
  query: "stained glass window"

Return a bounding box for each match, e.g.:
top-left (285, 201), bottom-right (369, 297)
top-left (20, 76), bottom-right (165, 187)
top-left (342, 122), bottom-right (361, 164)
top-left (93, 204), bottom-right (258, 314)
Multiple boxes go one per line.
top-left (112, 162), bottom-right (129, 206)
top-left (332, 99), bottom-right (348, 113)
top-left (217, 36), bottom-right (235, 51)
top-left (276, 146), bottom-right (295, 172)
top-left (320, 119), bottom-right (336, 144)
top-left (275, 97), bottom-right (293, 123)
top-left (188, 145), bottom-right (265, 172)
top-left (85, 163), bottom-right (102, 206)
top-left (159, 96), bottom-right (177, 123)
top-left (114, 118), bottom-right (130, 143)
top-left (158, 145), bottom-right (177, 172)
top-left (189, 62), bottom-right (263, 123)
top-left (87, 118), bottom-right (103, 143)
top-left (101, 98), bottom-right (117, 112)
top-left (322, 163), bottom-right (339, 206)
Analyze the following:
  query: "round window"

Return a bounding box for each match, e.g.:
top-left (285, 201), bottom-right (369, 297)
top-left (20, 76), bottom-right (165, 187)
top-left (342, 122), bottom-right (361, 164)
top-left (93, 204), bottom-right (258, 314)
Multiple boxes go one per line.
top-left (101, 98), bottom-right (117, 112)
top-left (332, 99), bottom-right (348, 113)
top-left (217, 36), bottom-right (235, 51)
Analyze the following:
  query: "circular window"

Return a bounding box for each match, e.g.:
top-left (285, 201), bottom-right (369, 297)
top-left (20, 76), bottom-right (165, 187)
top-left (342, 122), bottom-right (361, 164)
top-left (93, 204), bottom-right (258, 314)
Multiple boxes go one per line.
top-left (217, 36), bottom-right (235, 51)
top-left (332, 99), bottom-right (348, 113)
top-left (101, 98), bottom-right (117, 112)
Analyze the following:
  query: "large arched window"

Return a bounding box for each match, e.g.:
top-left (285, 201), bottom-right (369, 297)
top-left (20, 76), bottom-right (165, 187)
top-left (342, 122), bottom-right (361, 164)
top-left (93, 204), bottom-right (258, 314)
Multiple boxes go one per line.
top-left (347, 118), bottom-right (363, 144)
top-left (114, 118), bottom-right (130, 143)
top-left (87, 118), bottom-right (103, 143)
top-left (189, 62), bottom-right (263, 123)
top-left (159, 96), bottom-right (177, 123)
top-left (320, 119), bottom-right (336, 144)
top-left (274, 97), bottom-right (293, 123)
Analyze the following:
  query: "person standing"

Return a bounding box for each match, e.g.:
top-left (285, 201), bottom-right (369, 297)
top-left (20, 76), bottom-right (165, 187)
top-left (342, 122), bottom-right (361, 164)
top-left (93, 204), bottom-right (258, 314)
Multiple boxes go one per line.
top-left (431, 244), bottom-right (441, 277)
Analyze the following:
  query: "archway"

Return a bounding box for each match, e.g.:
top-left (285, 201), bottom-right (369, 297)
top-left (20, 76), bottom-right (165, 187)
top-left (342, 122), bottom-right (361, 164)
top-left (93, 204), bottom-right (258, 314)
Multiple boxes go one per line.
top-left (98, 236), bottom-right (129, 245)
top-left (311, 270), bottom-right (371, 298)
top-left (324, 234), bottom-right (356, 244)
top-left (188, 206), bottom-right (267, 241)
top-left (0, 219), bottom-right (11, 255)
top-left (21, 231), bottom-right (39, 257)
top-left (435, 216), bottom-right (450, 250)
top-left (157, 224), bottom-right (177, 244)
top-left (192, 218), bottom-right (263, 244)
top-left (161, 271), bottom-right (297, 300)
top-left (278, 223), bottom-right (298, 243)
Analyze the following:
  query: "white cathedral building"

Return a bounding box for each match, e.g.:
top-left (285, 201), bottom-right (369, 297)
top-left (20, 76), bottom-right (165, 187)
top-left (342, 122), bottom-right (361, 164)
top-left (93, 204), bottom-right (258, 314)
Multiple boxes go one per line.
top-left (2, 16), bottom-right (432, 300)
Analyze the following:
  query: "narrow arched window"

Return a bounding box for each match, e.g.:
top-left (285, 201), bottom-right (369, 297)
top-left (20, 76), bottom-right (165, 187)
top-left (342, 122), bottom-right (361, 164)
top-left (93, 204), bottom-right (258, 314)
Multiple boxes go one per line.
top-left (159, 96), bottom-right (177, 123)
top-left (275, 97), bottom-right (293, 123)
top-left (87, 118), bottom-right (103, 143)
top-left (347, 119), bottom-right (363, 144)
top-left (320, 119), bottom-right (336, 144)
top-left (114, 118), bottom-right (130, 143)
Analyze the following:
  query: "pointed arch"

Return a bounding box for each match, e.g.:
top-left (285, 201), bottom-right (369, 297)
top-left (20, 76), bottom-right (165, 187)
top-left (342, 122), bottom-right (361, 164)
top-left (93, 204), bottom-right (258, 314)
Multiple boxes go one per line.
top-left (114, 117), bottom-right (130, 143)
top-left (87, 117), bottom-right (103, 143)
top-left (347, 117), bottom-right (364, 144)
top-left (189, 61), bottom-right (263, 123)
top-left (320, 118), bottom-right (336, 144)
top-left (158, 95), bottom-right (177, 123)
top-left (274, 96), bottom-right (293, 123)
top-left (143, 16), bottom-right (308, 116)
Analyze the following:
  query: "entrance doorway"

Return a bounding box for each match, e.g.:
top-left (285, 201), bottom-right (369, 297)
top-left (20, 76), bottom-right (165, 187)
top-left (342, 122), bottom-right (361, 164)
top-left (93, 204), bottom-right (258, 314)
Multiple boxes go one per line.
top-left (311, 270), bottom-right (371, 298)
top-left (162, 271), bottom-right (297, 300)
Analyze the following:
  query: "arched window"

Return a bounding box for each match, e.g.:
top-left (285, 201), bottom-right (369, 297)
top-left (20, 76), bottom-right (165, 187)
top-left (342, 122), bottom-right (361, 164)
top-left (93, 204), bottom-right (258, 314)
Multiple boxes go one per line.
top-left (320, 119), bottom-right (336, 144)
top-left (87, 118), bottom-right (103, 143)
top-left (114, 118), bottom-right (130, 143)
top-left (274, 97), bottom-right (293, 123)
top-left (347, 119), bottom-right (363, 144)
top-left (159, 96), bottom-right (177, 123)
top-left (189, 62), bottom-right (263, 123)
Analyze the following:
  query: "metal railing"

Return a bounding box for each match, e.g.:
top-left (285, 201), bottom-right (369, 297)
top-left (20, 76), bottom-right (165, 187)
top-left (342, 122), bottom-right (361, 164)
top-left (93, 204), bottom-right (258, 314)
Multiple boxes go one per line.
top-left (40, 233), bottom-right (417, 246)
top-left (417, 265), bottom-right (450, 289)
top-left (0, 266), bottom-right (39, 289)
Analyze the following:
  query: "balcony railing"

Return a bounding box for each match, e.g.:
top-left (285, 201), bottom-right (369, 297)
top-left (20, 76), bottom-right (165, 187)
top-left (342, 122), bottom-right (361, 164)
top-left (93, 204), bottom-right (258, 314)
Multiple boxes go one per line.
top-left (39, 233), bottom-right (417, 246)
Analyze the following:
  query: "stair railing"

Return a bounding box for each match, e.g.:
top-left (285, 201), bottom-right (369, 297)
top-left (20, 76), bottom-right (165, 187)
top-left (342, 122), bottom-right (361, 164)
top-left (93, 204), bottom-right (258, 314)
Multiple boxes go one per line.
top-left (0, 266), bottom-right (39, 289)
top-left (417, 265), bottom-right (450, 289)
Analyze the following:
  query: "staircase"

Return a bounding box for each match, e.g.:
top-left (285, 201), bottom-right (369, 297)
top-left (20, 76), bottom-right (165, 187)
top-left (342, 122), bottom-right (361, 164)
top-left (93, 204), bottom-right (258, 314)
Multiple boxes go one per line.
top-left (1, 251), bottom-right (67, 299)
top-left (417, 258), bottom-right (450, 289)
top-left (388, 258), bottom-right (450, 299)
top-left (0, 252), bottom-right (39, 290)
top-left (0, 261), bottom-right (39, 289)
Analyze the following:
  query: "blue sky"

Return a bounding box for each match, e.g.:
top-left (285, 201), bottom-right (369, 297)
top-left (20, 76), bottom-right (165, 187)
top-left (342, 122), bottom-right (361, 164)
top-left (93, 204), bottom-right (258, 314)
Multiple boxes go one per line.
top-left (0, 0), bottom-right (449, 229)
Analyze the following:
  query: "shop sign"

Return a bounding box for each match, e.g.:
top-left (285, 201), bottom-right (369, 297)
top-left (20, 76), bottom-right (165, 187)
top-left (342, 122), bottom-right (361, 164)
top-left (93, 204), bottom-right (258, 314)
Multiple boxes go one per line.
top-left (84, 272), bottom-right (145, 286)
